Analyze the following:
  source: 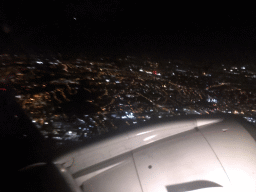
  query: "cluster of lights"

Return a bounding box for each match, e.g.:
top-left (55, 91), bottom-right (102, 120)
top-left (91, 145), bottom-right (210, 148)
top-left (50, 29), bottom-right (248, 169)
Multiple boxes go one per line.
top-left (9, 53), bottom-right (255, 144)
top-left (207, 98), bottom-right (217, 103)
top-left (244, 117), bottom-right (256, 123)
top-left (122, 112), bottom-right (135, 119)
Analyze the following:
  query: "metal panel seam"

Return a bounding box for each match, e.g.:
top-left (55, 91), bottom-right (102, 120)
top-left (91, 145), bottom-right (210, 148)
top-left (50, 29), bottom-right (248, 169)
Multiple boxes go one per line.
top-left (195, 127), bottom-right (231, 183)
top-left (132, 151), bottom-right (144, 192)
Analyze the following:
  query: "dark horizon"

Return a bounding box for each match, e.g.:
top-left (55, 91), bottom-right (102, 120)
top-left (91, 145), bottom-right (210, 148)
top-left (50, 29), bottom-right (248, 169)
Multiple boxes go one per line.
top-left (1, 1), bottom-right (256, 64)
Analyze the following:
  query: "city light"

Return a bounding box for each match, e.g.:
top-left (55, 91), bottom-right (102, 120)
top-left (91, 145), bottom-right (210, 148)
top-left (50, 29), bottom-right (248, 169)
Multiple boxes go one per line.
top-left (2, 53), bottom-right (255, 144)
top-left (36, 61), bottom-right (43, 64)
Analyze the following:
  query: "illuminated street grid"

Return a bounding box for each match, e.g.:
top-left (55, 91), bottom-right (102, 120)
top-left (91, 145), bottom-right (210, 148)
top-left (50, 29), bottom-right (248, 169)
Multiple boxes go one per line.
top-left (1, 54), bottom-right (256, 144)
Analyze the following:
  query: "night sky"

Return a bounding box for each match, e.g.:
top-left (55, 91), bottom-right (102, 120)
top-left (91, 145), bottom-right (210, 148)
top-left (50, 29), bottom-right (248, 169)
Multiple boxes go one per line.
top-left (1, 1), bottom-right (256, 61)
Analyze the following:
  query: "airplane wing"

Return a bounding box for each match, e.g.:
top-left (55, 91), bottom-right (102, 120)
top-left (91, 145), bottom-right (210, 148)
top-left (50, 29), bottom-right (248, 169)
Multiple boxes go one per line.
top-left (50, 116), bottom-right (256, 192)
